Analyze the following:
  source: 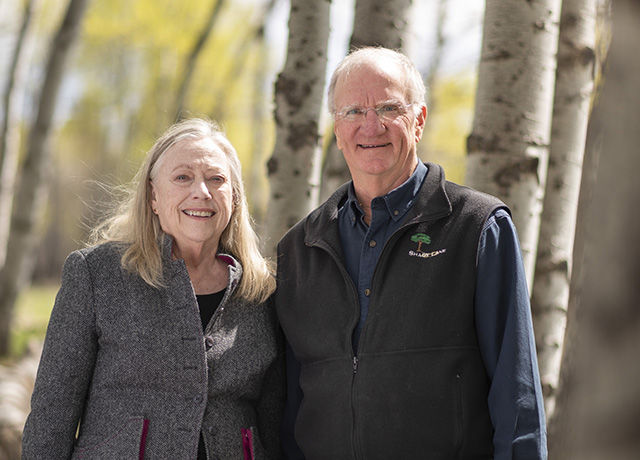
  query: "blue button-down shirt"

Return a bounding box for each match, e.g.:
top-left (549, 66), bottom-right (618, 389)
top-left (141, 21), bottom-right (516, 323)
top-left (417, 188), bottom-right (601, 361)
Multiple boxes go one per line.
top-left (282, 163), bottom-right (547, 459)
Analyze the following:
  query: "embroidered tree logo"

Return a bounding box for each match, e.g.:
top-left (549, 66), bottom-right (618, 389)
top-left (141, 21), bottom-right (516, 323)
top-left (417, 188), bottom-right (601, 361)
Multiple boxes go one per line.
top-left (410, 233), bottom-right (431, 253)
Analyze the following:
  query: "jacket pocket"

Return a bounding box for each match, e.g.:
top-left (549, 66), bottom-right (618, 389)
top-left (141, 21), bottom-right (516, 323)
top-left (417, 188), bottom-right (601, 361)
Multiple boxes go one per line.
top-left (241, 427), bottom-right (255, 460)
top-left (72, 417), bottom-right (149, 460)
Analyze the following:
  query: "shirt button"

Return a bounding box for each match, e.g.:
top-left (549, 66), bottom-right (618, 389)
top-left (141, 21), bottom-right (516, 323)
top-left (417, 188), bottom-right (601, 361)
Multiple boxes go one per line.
top-left (364, 289), bottom-right (371, 296)
top-left (394, 210), bottom-right (399, 216)
top-left (369, 240), bottom-right (377, 248)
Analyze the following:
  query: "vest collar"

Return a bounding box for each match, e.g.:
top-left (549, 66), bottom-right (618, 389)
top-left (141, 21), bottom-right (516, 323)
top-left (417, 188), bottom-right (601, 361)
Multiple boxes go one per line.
top-left (304, 162), bottom-right (453, 246)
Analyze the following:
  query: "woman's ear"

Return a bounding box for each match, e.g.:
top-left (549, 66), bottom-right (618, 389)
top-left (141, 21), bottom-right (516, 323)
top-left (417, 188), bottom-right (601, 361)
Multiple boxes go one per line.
top-left (150, 181), bottom-right (158, 213)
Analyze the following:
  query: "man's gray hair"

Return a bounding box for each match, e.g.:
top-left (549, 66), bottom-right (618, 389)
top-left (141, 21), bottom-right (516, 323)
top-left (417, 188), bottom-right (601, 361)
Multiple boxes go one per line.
top-left (327, 47), bottom-right (427, 114)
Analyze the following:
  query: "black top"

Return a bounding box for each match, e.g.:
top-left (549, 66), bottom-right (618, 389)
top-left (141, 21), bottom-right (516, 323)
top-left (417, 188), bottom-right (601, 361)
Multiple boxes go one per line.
top-left (196, 289), bottom-right (226, 460)
top-left (197, 289), bottom-right (226, 331)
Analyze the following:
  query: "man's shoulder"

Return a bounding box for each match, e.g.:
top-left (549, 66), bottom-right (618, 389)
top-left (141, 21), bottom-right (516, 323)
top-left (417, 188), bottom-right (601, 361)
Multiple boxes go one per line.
top-left (444, 181), bottom-right (508, 211)
top-left (280, 183), bottom-right (349, 246)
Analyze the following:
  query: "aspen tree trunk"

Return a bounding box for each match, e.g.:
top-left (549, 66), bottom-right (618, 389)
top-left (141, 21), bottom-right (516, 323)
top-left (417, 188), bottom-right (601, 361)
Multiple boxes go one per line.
top-left (0, 0), bottom-right (41, 268)
top-left (530, 0), bottom-right (597, 420)
top-left (419, 0), bottom-right (448, 152)
top-left (350, 0), bottom-right (412, 49)
top-left (466, 0), bottom-right (562, 288)
top-left (549, 3), bottom-right (640, 457)
top-left (249, 34), bottom-right (270, 228)
top-left (320, 0), bottom-right (413, 202)
top-left (175, 0), bottom-right (226, 120)
top-left (0, 0), bottom-right (90, 357)
top-left (264, 0), bottom-right (331, 255)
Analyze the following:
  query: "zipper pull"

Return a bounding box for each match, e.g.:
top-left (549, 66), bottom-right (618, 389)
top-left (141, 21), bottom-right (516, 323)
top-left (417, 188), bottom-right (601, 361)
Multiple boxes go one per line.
top-left (353, 356), bottom-right (359, 374)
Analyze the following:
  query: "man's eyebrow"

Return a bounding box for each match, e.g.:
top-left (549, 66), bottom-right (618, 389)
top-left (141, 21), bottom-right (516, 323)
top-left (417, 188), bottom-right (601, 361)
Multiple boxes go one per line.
top-left (338, 99), bottom-right (402, 110)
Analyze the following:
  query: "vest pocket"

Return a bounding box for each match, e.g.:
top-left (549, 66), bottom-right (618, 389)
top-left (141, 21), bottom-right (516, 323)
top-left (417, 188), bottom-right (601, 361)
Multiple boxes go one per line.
top-left (71, 416), bottom-right (149, 460)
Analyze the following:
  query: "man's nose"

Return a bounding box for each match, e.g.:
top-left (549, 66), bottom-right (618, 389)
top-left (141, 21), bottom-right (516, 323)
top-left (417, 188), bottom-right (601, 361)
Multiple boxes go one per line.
top-left (360, 108), bottom-right (386, 133)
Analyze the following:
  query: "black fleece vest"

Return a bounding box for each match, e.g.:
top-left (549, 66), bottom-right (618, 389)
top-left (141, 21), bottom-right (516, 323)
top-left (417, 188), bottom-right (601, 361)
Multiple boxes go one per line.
top-left (276, 165), bottom-right (505, 460)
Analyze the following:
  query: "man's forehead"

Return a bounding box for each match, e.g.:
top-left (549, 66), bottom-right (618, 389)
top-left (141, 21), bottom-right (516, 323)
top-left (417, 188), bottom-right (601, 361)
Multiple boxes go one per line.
top-left (334, 73), bottom-right (406, 106)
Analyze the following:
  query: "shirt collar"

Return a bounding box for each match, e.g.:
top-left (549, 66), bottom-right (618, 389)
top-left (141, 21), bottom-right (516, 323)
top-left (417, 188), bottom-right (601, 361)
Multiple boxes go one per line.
top-left (345, 162), bottom-right (428, 226)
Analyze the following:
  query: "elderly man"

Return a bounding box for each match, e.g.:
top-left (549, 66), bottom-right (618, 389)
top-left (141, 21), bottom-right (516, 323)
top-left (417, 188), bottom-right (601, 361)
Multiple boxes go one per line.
top-left (275, 47), bottom-right (547, 460)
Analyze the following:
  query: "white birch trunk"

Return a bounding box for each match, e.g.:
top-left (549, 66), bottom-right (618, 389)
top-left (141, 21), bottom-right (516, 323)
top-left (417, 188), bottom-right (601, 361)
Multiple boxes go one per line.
top-left (0, 0), bottom-right (90, 357)
top-left (320, 0), bottom-right (413, 202)
top-left (350, 0), bottom-right (412, 49)
top-left (530, 0), bottom-right (597, 420)
top-left (265, 0), bottom-right (331, 256)
top-left (549, 2), bottom-right (640, 457)
top-left (175, 0), bottom-right (226, 120)
top-left (0, 0), bottom-right (41, 268)
top-left (466, 0), bottom-right (562, 288)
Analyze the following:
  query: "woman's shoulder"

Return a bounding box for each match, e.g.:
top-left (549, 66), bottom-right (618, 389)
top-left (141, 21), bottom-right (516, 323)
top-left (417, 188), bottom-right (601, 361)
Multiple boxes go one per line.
top-left (67, 241), bottom-right (127, 268)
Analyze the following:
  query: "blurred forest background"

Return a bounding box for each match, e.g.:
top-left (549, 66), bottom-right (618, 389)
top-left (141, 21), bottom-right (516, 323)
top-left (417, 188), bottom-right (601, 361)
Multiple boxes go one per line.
top-left (0, 0), bottom-right (639, 459)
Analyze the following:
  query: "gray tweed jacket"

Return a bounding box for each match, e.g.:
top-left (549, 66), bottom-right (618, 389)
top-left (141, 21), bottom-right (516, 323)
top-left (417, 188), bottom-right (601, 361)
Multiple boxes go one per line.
top-left (22, 238), bottom-right (284, 460)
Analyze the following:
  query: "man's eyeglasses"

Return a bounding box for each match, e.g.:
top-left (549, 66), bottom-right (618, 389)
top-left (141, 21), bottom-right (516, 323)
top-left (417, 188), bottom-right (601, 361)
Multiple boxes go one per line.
top-left (334, 103), bottom-right (414, 123)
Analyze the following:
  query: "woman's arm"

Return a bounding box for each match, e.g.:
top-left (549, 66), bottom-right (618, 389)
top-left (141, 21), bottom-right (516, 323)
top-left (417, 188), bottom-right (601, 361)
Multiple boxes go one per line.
top-left (22, 250), bottom-right (99, 459)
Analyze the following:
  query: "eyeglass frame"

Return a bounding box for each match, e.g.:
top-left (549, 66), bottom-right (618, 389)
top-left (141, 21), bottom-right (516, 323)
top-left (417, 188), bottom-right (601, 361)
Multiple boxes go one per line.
top-left (333, 102), bottom-right (415, 123)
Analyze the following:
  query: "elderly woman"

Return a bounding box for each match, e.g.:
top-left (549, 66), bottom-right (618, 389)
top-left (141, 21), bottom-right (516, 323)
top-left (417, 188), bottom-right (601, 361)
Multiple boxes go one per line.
top-left (22, 118), bottom-right (284, 459)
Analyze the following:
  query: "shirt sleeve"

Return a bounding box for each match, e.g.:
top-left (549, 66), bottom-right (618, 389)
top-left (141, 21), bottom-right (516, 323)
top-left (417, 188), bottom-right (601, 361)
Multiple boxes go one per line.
top-left (475, 209), bottom-right (548, 459)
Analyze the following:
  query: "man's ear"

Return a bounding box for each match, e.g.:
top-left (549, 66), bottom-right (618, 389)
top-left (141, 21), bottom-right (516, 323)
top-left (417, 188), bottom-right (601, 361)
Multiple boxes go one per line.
top-left (415, 105), bottom-right (428, 143)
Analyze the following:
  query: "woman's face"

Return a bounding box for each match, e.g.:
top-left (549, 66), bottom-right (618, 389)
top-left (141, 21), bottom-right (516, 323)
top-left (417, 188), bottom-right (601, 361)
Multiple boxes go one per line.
top-left (150, 137), bottom-right (234, 255)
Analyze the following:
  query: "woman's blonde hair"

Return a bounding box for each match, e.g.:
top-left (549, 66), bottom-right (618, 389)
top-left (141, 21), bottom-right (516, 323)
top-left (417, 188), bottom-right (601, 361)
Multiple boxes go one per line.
top-left (90, 118), bottom-right (275, 303)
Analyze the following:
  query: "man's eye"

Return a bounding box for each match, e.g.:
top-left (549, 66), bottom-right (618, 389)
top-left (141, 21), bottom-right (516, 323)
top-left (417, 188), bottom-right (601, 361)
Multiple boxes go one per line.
top-left (346, 108), bottom-right (363, 116)
top-left (380, 105), bottom-right (399, 113)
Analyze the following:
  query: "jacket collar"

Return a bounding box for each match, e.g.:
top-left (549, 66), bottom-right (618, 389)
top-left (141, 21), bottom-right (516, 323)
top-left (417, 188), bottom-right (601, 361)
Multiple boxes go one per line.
top-left (304, 162), bottom-right (452, 247)
top-left (160, 233), bottom-right (243, 296)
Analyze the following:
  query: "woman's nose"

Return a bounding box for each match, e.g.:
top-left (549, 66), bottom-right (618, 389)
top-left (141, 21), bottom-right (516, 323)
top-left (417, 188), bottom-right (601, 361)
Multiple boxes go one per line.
top-left (192, 179), bottom-right (212, 199)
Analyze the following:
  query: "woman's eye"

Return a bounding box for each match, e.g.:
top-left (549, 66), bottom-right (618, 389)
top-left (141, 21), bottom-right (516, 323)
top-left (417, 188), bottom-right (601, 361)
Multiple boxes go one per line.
top-left (175, 174), bottom-right (189, 181)
top-left (210, 176), bottom-right (225, 183)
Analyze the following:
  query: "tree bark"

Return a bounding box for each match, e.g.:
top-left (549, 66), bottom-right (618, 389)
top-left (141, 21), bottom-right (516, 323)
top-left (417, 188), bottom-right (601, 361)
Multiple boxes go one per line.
top-left (530, 0), bottom-right (597, 420)
top-left (264, 0), bottom-right (331, 256)
top-left (0, 0), bottom-right (41, 268)
top-left (320, 0), bottom-right (414, 202)
top-left (350, 0), bottom-right (412, 49)
top-left (551, 6), bottom-right (640, 459)
top-left (466, 0), bottom-right (562, 288)
top-left (548, 2), bottom-right (640, 458)
top-left (0, 0), bottom-right (90, 357)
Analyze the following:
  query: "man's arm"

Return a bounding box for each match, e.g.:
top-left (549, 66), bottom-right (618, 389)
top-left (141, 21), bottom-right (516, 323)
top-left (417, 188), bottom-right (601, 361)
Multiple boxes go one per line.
top-left (281, 339), bottom-right (306, 460)
top-left (475, 209), bottom-right (548, 459)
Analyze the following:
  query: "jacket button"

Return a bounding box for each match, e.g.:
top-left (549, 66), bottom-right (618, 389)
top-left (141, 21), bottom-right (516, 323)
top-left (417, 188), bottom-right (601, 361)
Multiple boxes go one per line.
top-left (194, 394), bottom-right (203, 404)
top-left (207, 425), bottom-right (217, 435)
top-left (205, 336), bottom-right (215, 349)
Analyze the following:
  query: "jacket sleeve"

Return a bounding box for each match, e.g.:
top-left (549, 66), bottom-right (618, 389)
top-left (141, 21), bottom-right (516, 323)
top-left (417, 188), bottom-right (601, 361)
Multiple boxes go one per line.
top-left (22, 250), bottom-right (99, 459)
top-left (255, 298), bottom-right (286, 459)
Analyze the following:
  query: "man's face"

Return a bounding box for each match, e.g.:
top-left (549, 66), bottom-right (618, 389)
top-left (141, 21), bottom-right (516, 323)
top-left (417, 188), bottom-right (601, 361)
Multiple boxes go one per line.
top-left (333, 63), bottom-right (426, 190)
